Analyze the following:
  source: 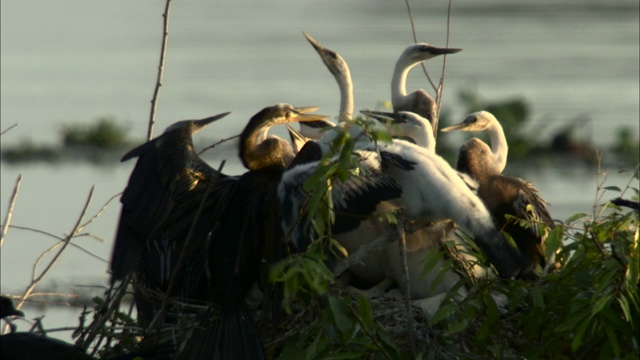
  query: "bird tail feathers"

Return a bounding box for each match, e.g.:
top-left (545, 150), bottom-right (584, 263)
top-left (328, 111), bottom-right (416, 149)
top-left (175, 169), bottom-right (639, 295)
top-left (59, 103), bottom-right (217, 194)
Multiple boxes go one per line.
top-left (179, 302), bottom-right (265, 360)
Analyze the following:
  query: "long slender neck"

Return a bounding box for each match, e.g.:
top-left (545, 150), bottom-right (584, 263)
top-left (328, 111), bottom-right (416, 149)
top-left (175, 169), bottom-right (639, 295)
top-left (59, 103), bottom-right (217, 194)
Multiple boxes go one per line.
top-left (391, 56), bottom-right (418, 105)
top-left (418, 131), bottom-right (436, 152)
top-left (240, 115), bottom-right (288, 170)
top-left (486, 121), bottom-right (508, 174)
top-left (337, 71), bottom-right (354, 122)
top-left (458, 139), bottom-right (494, 181)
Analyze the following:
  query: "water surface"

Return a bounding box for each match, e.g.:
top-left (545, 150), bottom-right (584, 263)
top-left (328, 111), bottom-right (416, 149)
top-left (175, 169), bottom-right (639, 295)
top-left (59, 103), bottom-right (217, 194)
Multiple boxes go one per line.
top-left (1, 0), bottom-right (638, 343)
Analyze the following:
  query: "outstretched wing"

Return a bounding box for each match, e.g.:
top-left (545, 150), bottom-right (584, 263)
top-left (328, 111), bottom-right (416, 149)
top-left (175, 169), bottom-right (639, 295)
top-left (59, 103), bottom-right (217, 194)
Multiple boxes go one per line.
top-left (110, 132), bottom-right (233, 285)
top-left (278, 155), bottom-right (402, 251)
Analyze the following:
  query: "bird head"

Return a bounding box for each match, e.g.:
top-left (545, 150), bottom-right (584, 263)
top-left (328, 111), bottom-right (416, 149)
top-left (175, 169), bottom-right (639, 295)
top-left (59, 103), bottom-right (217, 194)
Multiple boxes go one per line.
top-left (402, 43), bottom-right (462, 63)
top-left (1, 296), bottom-right (25, 319)
top-left (441, 111), bottom-right (497, 133)
top-left (361, 110), bottom-right (435, 151)
top-left (303, 32), bottom-right (351, 80)
top-left (163, 111), bottom-right (231, 135)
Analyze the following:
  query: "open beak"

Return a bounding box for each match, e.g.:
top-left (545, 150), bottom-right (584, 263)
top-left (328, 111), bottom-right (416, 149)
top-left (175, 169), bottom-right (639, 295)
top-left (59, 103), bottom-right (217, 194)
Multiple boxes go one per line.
top-left (291, 106), bottom-right (330, 123)
top-left (287, 124), bottom-right (309, 153)
top-left (287, 124), bottom-right (307, 143)
top-left (360, 110), bottom-right (401, 123)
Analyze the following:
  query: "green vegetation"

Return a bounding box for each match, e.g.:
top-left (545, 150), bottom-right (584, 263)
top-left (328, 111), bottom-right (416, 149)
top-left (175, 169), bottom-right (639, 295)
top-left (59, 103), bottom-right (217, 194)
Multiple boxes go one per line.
top-left (2, 108), bottom-right (637, 360)
top-left (436, 88), bottom-right (637, 168)
top-left (2, 92), bottom-right (637, 168)
top-left (1, 116), bottom-right (131, 164)
top-left (3, 116), bottom-right (638, 359)
top-left (263, 135), bottom-right (640, 359)
top-left (61, 117), bottom-right (129, 149)
top-left (1, 139), bottom-right (63, 163)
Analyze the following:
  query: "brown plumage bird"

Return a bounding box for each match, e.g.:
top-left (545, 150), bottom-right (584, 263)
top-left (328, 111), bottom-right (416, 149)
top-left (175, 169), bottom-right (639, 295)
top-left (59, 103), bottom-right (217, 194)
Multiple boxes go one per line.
top-left (110, 105), bottom-right (329, 359)
top-left (391, 43), bottom-right (462, 136)
top-left (442, 111), bottom-right (556, 277)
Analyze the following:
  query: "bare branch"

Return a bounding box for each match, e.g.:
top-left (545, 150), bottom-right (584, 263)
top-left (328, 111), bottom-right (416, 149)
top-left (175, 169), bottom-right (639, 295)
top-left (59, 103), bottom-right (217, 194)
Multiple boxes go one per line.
top-left (1, 123), bottom-right (18, 136)
top-left (198, 134), bottom-right (241, 155)
top-left (75, 276), bottom-right (131, 352)
top-left (147, 0), bottom-right (173, 141)
top-left (150, 160), bottom-right (226, 332)
top-left (334, 232), bottom-right (392, 277)
top-left (403, 0), bottom-right (438, 92)
top-left (395, 218), bottom-right (416, 355)
top-left (78, 192), bottom-right (121, 232)
top-left (1, 174), bottom-right (22, 247)
top-left (16, 187), bottom-right (95, 311)
top-left (8, 225), bottom-right (108, 263)
top-left (434, 0), bottom-right (455, 130)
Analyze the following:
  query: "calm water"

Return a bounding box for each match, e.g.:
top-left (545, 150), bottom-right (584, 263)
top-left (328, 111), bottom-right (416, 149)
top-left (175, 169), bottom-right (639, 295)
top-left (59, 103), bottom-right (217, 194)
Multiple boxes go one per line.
top-left (1, 0), bottom-right (638, 342)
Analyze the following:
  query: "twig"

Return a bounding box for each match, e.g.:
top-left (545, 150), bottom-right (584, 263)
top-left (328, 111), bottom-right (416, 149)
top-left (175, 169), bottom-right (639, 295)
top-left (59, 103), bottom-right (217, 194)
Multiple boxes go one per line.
top-left (403, 0), bottom-right (437, 92)
top-left (147, 0), bottom-right (173, 141)
top-left (16, 187), bottom-right (95, 311)
top-left (348, 302), bottom-right (394, 360)
top-left (395, 218), bottom-right (416, 356)
top-left (76, 275), bottom-right (131, 352)
top-left (0, 123), bottom-right (17, 136)
top-left (78, 192), bottom-right (121, 231)
top-left (333, 218), bottom-right (434, 277)
top-left (8, 225), bottom-right (107, 263)
top-left (198, 134), bottom-right (241, 155)
top-left (1, 174), bottom-right (22, 247)
top-left (434, 0), bottom-right (455, 134)
top-left (150, 160), bottom-right (226, 332)
top-left (403, 0), bottom-right (455, 137)
top-left (24, 292), bottom-right (79, 299)
top-left (334, 232), bottom-right (392, 277)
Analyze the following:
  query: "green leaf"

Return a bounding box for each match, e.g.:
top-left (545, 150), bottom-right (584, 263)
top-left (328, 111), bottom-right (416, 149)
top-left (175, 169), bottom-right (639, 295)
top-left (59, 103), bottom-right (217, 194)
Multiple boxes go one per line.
top-left (591, 295), bottom-right (612, 316)
top-left (430, 302), bottom-right (457, 325)
top-left (356, 296), bottom-right (374, 328)
top-left (545, 225), bottom-right (564, 263)
top-left (328, 295), bottom-right (353, 336)
top-left (532, 285), bottom-right (544, 309)
top-left (447, 317), bottom-right (469, 335)
top-left (571, 316), bottom-right (591, 351)
top-left (604, 186), bottom-right (622, 192)
top-left (565, 213), bottom-right (588, 223)
top-left (605, 325), bottom-right (621, 358)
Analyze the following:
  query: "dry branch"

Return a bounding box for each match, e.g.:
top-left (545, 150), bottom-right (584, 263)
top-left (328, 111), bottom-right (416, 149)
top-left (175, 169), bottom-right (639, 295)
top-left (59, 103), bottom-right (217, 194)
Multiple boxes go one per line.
top-left (0, 123), bottom-right (18, 136)
top-left (1, 174), bottom-right (22, 247)
top-left (16, 187), bottom-right (95, 311)
top-left (147, 0), bottom-right (173, 141)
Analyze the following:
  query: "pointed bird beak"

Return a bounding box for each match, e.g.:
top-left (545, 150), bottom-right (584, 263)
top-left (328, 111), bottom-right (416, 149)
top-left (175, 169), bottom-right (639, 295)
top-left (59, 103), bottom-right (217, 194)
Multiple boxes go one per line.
top-left (287, 124), bottom-right (307, 142)
top-left (426, 46), bottom-right (463, 55)
top-left (440, 122), bottom-right (467, 132)
top-left (193, 111), bottom-right (231, 130)
top-left (10, 308), bottom-right (25, 317)
top-left (303, 32), bottom-right (323, 52)
top-left (300, 119), bottom-right (334, 130)
top-left (360, 110), bottom-right (402, 123)
top-left (291, 106), bottom-right (331, 123)
top-left (287, 124), bottom-right (310, 153)
top-left (187, 111), bottom-right (231, 135)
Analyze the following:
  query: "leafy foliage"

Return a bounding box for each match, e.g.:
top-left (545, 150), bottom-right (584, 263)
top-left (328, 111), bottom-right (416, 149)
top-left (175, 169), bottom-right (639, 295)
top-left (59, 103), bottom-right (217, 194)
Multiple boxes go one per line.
top-left (268, 146), bottom-right (639, 359)
top-left (62, 117), bottom-right (129, 148)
